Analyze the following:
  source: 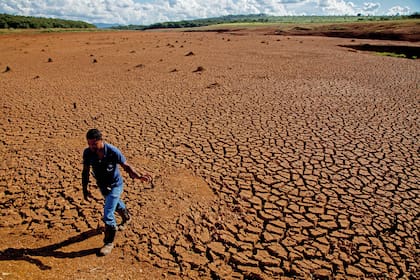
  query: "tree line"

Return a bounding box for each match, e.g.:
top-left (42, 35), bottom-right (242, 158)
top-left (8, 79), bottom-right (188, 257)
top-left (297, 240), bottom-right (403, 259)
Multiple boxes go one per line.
top-left (112, 14), bottom-right (280, 30)
top-left (0, 13), bottom-right (96, 29)
top-left (1, 12), bottom-right (418, 30)
top-left (112, 13), bottom-right (420, 30)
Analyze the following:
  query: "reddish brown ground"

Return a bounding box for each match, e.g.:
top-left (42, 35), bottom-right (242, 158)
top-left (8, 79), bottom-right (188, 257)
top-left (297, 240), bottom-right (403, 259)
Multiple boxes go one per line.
top-left (0, 22), bottom-right (419, 280)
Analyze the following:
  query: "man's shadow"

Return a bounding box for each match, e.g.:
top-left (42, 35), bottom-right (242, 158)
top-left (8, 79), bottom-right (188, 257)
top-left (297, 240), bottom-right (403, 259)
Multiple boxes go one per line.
top-left (0, 228), bottom-right (102, 270)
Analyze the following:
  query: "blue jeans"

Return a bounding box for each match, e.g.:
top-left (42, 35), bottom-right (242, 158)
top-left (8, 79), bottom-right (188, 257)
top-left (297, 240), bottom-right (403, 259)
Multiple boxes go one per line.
top-left (100, 184), bottom-right (126, 228)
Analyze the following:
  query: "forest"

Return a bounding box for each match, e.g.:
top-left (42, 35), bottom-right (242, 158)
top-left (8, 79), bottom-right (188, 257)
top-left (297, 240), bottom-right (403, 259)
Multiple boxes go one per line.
top-left (0, 13), bottom-right (96, 29)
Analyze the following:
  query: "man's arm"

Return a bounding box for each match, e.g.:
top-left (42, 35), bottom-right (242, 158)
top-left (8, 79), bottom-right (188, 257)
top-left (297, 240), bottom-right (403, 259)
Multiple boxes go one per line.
top-left (120, 162), bottom-right (151, 183)
top-left (82, 164), bottom-right (92, 200)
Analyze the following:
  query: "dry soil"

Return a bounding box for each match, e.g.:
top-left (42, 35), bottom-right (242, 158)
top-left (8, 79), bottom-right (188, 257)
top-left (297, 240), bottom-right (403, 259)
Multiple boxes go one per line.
top-left (0, 25), bottom-right (419, 280)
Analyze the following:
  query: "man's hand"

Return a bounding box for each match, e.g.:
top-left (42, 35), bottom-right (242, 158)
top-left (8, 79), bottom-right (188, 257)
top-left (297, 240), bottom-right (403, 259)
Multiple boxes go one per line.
top-left (139, 174), bottom-right (152, 183)
top-left (129, 171), bottom-right (152, 183)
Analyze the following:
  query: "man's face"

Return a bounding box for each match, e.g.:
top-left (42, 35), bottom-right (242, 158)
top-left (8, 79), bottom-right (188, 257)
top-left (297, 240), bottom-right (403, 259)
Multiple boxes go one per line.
top-left (87, 138), bottom-right (104, 153)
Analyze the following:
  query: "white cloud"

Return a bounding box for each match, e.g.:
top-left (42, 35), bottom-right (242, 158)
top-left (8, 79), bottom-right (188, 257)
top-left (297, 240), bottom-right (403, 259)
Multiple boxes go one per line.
top-left (318, 0), bottom-right (356, 15)
top-left (277, 0), bottom-right (307, 3)
top-left (363, 2), bottom-right (380, 13)
top-left (0, 0), bottom-right (291, 24)
top-left (387, 5), bottom-right (410, 16)
top-left (0, 0), bottom-right (147, 24)
top-left (0, 0), bottom-right (416, 25)
top-left (150, 0), bottom-right (289, 21)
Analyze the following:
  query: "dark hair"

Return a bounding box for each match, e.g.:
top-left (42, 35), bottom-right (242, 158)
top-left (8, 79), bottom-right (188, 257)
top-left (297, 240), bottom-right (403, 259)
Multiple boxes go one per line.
top-left (86, 128), bottom-right (102, 140)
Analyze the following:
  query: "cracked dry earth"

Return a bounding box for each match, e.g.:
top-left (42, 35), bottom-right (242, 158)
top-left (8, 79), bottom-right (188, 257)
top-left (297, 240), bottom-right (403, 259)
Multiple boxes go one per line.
top-left (0, 30), bottom-right (419, 280)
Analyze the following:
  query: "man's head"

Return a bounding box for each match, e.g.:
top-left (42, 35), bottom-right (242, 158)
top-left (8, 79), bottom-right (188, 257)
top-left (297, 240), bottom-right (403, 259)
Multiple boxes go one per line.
top-left (86, 128), bottom-right (104, 153)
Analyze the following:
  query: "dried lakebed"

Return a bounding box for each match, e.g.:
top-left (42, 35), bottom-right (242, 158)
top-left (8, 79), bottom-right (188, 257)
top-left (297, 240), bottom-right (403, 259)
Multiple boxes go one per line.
top-left (0, 30), bottom-right (419, 279)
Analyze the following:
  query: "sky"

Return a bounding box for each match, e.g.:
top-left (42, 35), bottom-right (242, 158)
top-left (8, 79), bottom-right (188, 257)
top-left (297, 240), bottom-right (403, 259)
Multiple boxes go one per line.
top-left (0, 0), bottom-right (418, 25)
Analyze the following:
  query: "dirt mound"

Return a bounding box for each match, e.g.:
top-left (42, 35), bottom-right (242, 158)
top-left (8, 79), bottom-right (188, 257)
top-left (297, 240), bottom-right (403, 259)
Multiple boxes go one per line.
top-left (222, 20), bottom-right (420, 42)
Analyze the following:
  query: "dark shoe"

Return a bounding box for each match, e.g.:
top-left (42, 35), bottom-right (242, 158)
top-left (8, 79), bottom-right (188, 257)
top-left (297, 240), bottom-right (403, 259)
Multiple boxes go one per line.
top-left (116, 208), bottom-right (131, 231)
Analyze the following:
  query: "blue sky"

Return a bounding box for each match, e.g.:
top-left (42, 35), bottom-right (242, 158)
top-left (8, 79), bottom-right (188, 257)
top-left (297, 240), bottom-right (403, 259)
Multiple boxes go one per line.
top-left (0, 0), bottom-right (418, 25)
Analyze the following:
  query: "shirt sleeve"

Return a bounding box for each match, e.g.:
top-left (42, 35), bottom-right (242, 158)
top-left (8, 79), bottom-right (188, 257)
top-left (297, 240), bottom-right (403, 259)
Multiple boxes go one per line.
top-left (117, 148), bottom-right (127, 164)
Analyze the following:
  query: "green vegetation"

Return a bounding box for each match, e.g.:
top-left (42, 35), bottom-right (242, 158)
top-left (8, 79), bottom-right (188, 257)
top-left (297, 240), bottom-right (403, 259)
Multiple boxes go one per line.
top-left (0, 13), bottom-right (96, 29)
top-left (112, 13), bottom-right (420, 30)
top-left (376, 52), bottom-right (417, 59)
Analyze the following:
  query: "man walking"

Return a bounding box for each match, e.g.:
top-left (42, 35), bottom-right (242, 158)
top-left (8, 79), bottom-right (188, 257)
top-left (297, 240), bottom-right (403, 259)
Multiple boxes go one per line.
top-left (82, 128), bottom-right (151, 256)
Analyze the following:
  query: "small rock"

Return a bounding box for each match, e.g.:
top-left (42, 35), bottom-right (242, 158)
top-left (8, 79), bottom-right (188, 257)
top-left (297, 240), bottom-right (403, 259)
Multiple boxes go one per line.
top-left (193, 66), bottom-right (204, 73)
